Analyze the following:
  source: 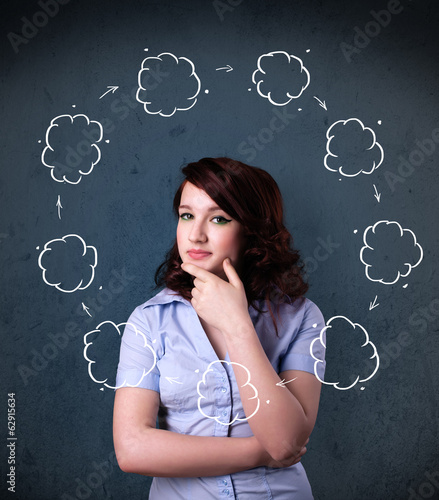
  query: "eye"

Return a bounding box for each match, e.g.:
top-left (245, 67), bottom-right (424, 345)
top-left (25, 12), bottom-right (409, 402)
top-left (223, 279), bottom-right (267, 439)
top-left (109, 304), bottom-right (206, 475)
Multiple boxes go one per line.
top-left (179, 213), bottom-right (193, 220)
top-left (211, 216), bottom-right (232, 225)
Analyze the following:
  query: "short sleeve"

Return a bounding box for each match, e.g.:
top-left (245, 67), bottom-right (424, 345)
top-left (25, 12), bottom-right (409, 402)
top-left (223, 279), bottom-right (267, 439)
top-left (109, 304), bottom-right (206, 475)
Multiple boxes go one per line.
top-left (115, 306), bottom-right (160, 392)
top-left (279, 299), bottom-right (327, 381)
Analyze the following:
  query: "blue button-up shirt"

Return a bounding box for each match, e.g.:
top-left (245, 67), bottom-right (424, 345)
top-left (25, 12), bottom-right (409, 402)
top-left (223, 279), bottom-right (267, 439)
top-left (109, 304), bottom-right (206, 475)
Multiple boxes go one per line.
top-left (116, 288), bottom-right (326, 499)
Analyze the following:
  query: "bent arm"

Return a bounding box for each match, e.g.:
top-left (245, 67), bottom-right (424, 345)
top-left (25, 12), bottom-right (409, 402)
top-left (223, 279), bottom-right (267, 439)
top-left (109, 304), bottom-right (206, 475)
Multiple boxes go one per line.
top-left (113, 387), bottom-right (303, 477)
top-left (223, 319), bottom-right (322, 462)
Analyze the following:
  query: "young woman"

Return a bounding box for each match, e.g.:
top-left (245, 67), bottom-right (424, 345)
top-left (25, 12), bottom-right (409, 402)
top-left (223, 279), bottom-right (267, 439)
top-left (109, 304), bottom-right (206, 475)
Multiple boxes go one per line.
top-left (113, 157), bottom-right (326, 499)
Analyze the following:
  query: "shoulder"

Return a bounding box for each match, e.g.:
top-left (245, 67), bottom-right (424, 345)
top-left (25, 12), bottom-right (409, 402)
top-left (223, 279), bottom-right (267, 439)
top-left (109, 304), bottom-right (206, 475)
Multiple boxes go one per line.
top-left (249, 296), bottom-right (326, 346)
top-left (270, 296), bottom-right (325, 330)
top-left (299, 297), bottom-right (325, 326)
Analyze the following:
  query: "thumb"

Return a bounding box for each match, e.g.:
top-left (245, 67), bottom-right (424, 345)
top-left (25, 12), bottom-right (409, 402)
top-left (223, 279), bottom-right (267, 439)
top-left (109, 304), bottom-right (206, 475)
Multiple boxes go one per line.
top-left (223, 258), bottom-right (241, 287)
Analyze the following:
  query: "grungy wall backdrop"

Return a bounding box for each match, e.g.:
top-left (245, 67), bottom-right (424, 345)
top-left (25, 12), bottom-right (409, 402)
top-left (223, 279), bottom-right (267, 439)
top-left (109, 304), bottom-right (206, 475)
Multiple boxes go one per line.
top-left (1, 0), bottom-right (438, 499)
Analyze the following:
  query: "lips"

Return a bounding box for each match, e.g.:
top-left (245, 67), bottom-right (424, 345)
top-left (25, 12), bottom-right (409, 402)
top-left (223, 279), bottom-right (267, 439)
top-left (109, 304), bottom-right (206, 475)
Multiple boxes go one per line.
top-left (188, 249), bottom-right (212, 260)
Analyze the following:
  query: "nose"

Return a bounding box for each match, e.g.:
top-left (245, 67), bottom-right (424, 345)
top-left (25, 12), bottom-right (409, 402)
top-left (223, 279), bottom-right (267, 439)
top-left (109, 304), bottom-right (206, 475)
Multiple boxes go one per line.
top-left (189, 220), bottom-right (207, 243)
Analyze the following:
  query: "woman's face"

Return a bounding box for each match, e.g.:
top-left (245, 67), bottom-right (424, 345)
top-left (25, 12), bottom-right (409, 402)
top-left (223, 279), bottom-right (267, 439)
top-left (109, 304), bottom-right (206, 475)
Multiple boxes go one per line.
top-left (177, 181), bottom-right (246, 280)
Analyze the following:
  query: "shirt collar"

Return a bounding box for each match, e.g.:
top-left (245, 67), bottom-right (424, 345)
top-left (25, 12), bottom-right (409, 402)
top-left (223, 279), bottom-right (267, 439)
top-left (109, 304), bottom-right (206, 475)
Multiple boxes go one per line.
top-left (142, 287), bottom-right (191, 309)
top-left (142, 287), bottom-right (294, 314)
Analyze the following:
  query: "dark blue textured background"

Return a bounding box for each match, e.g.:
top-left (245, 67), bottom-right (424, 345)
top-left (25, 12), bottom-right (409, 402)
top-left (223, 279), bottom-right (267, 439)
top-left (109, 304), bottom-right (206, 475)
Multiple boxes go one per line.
top-left (1, 0), bottom-right (438, 498)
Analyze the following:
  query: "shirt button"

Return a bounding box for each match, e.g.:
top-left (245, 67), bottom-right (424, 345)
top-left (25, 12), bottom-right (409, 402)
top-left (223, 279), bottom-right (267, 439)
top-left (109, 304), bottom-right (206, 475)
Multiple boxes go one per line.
top-left (223, 489), bottom-right (229, 495)
top-left (222, 479), bottom-right (228, 485)
top-left (222, 410), bottom-right (228, 416)
top-left (221, 376), bottom-right (226, 382)
top-left (221, 387), bottom-right (227, 393)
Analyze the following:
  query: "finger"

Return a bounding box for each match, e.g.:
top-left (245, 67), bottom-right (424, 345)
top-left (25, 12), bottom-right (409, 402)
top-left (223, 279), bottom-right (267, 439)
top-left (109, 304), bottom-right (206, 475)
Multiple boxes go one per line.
top-left (193, 277), bottom-right (205, 290)
top-left (291, 447), bottom-right (307, 466)
top-left (222, 258), bottom-right (242, 287)
top-left (181, 262), bottom-right (213, 282)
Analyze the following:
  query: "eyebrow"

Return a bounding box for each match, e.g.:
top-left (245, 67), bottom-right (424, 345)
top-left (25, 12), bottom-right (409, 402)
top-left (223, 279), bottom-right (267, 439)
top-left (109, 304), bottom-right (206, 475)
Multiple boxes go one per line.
top-left (178, 204), bottom-right (224, 212)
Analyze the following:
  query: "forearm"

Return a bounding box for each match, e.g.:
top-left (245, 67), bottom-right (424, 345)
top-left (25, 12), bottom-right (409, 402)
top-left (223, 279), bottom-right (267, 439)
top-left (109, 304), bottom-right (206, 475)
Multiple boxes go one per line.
top-left (118, 427), bottom-right (263, 477)
top-left (223, 320), bottom-right (310, 461)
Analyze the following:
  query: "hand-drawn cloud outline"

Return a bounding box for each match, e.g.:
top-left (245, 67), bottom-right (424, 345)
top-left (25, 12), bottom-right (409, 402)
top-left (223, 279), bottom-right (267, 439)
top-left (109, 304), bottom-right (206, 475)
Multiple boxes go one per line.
top-left (136, 52), bottom-right (201, 117)
top-left (38, 234), bottom-right (97, 293)
top-left (311, 315), bottom-right (380, 390)
top-left (83, 321), bottom-right (157, 389)
top-left (252, 51), bottom-right (310, 106)
top-left (197, 360), bottom-right (260, 425)
top-left (324, 118), bottom-right (384, 177)
top-left (42, 114), bottom-right (103, 185)
top-left (360, 220), bottom-right (423, 285)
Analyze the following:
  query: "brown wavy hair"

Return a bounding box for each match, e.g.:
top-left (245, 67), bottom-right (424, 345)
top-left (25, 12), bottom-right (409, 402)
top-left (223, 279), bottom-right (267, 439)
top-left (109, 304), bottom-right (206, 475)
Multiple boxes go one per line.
top-left (154, 157), bottom-right (308, 336)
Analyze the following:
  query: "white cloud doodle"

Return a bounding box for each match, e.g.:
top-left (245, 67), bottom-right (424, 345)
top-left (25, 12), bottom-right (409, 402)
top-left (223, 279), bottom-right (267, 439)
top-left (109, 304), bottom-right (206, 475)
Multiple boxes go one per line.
top-left (38, 234), bottom-right (97, 293)
top-left (360, 220), bottom-right (423, 285)
top-left (324, 118), bottom-right (384, 177)
top-left (311, 316), bottom-right (379, 390)
top-left (136, 52), bottom-right (201, 117)
top-left (252, 51), bottom-right (310, 105)
top-left (197, 360), bottom-right (260, 425)
top-left (83, 321), bottom-right (157, 389)
top-left (42, 114), bottom-right (103, 185)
